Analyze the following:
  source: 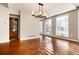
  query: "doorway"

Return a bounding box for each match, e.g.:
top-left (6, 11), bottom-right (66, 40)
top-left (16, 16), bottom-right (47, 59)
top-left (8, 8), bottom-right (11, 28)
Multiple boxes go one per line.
top-left (9, 14), bottom-right (20, 41)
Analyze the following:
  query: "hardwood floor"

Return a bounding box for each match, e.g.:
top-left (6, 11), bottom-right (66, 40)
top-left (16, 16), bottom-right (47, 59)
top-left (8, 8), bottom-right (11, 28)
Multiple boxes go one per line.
top-left (0, 37), bottom-right (79, 55)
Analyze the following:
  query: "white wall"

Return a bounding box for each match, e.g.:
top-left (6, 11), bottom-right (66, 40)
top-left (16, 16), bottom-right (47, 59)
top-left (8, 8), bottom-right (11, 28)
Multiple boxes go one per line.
top-left (51, 17), bottom-right (56, 36)
top-left (20, 11), bottom-right (40, 40)
top-left (0, 4), bottom-right (40, 42)
top-left (69, 10), bottom-right (78, 39)
top-left (9, 9), bottom-right (19, 15)
top-left (0, 5), bottom-right (9, 42)
top-left (78, 9), bottom-right (79, 39)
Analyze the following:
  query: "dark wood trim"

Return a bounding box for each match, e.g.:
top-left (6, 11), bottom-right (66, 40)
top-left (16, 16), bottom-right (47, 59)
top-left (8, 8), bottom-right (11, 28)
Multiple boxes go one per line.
top-left (39, 3), bottom-right (43, 6)
top-left (9, 14), bottom-right (20, 40)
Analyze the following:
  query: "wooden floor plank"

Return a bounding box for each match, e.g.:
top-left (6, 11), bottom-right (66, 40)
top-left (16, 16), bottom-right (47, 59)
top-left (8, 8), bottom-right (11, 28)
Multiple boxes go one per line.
top-left (0, 37), bottom-right (79, 55)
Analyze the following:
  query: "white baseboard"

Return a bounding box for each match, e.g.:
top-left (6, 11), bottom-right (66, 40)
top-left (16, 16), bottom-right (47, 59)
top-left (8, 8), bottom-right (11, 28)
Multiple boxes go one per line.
top-left (0, 40), bottom-right (9, 43)
top-left (0, 36), bottom-right (40, 43)
top-left (20, 36), bottom-right (40, 40)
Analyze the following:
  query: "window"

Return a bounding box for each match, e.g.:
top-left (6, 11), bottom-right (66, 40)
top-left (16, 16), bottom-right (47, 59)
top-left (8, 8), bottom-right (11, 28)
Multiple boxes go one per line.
top-left (44, 19), bottom-right (52, 35)
top-left (56, 15), bottom-right (69, 37)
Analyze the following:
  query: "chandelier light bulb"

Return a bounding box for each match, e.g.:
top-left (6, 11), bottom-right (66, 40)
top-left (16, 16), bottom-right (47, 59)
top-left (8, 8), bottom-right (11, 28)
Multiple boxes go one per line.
top-left (32, 11), bottom-right (35, 15)
top-left (39, 11), bottom-right (42, 15)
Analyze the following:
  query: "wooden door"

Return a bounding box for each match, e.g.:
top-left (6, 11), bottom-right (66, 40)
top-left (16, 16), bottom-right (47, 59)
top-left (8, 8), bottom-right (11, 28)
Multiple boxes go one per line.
top-left (9, 18), bottom-right (19, 40)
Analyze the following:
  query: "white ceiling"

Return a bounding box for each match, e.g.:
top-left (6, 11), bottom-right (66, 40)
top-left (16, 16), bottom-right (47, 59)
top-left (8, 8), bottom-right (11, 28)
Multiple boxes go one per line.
top-left (8, 3), bottom-right (79, 17)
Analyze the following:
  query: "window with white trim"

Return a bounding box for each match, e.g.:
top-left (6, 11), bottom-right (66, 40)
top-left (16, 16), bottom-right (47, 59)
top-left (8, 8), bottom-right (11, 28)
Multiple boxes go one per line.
top-left (56, 15), bottom-right (69, 37)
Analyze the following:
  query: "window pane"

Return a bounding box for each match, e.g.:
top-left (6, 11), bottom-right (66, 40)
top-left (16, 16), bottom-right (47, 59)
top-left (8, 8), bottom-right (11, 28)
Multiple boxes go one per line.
top-left (45, 19), bottom-right (52, 35)
top-left (56, 15), bottom-right (69, 37)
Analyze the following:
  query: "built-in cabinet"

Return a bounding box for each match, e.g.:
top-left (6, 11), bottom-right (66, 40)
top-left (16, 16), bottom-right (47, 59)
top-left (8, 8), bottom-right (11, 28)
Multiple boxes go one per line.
top-left (9, 14), bottom-right (20, 40)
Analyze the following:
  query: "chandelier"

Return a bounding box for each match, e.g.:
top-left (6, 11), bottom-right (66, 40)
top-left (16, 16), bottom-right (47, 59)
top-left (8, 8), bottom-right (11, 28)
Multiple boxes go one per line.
top-left (32, 3), bottom-right (46, 18)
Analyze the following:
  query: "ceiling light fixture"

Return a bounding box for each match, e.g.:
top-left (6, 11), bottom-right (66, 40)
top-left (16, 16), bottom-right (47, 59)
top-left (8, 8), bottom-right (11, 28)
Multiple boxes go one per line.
top-left (32, 3), bottom-right (46, 18)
